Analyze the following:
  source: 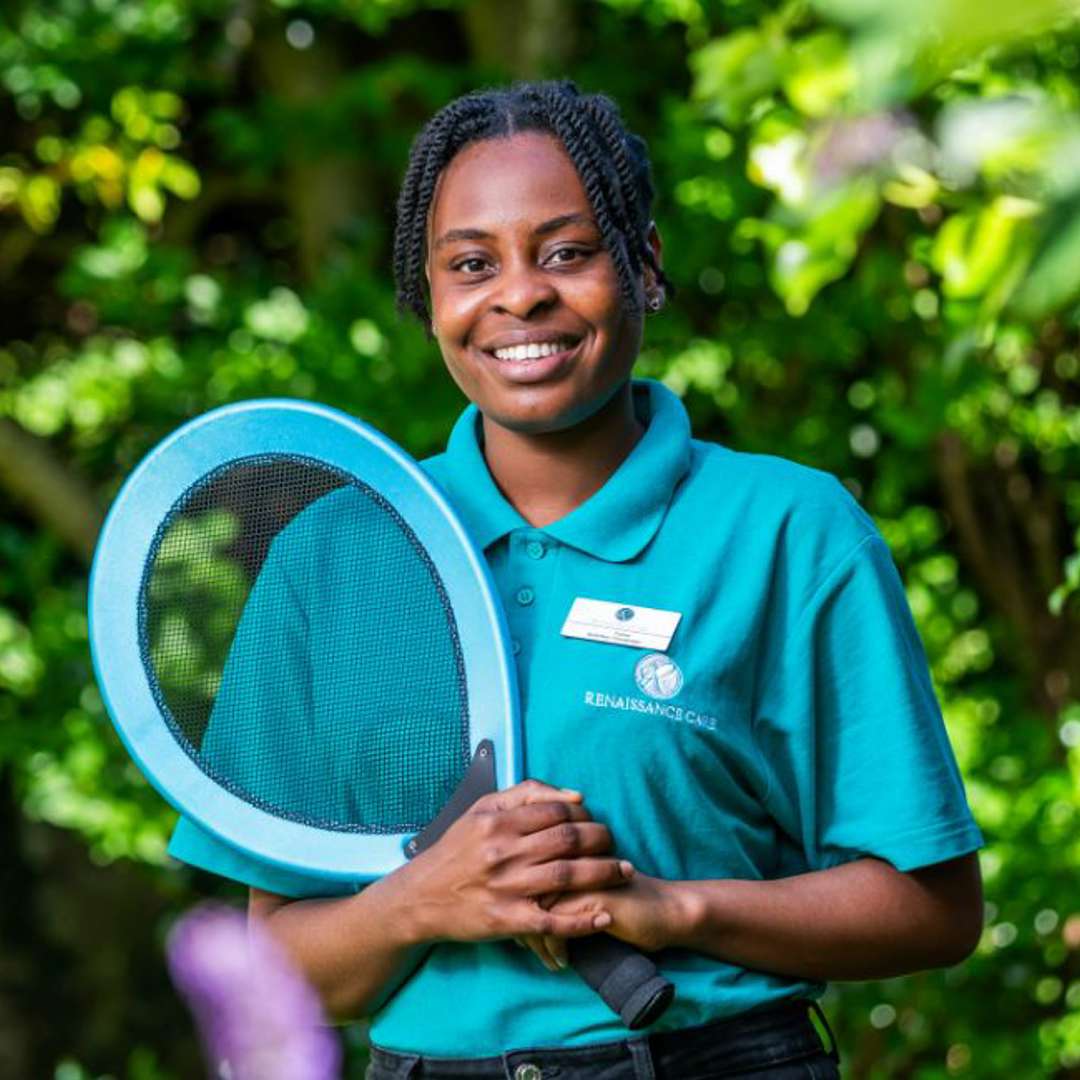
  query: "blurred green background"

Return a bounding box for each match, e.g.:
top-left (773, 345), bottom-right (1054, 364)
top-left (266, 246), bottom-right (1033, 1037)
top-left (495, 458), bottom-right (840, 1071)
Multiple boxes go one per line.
top-left (2, 0), bottom-right (1079, 1076)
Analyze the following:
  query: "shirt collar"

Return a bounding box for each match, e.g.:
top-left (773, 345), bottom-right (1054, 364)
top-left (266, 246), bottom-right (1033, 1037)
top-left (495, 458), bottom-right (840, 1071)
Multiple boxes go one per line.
top-left (438, 378), bottom-right (693, 562)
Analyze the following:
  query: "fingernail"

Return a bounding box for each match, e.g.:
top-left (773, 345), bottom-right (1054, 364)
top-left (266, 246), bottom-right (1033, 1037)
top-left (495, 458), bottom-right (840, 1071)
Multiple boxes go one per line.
top-left (555, 954), bottom-right (568, 969)
top-left (560, 788), bottom-right (582, 797)
top-left (620, 860), bottom-right (635, 878)
top-left (593, 913), bottom-right (612, 929)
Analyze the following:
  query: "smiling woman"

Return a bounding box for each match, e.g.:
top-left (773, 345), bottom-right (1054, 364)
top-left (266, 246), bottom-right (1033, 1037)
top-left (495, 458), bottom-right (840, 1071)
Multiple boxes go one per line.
top-left (404, 87), bottom-right (671, 455)
top-left (425, 130), bottom-right (654, 483)
top-left (165, 80), bottom-right (984, 1080)
top-left (428, 135), bottom-right (637, 421)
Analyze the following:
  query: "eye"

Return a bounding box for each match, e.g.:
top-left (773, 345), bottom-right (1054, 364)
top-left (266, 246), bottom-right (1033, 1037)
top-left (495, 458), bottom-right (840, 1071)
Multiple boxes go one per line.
top-left (452, 256), bottom-right (491, 275)
top-left (547, 246), bottom-right (589, 266)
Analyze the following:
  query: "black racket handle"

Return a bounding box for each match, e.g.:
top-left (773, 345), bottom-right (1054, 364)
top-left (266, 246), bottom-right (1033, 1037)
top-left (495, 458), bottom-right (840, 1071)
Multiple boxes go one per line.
top-left (567, 934), bottom-right (674, 1029)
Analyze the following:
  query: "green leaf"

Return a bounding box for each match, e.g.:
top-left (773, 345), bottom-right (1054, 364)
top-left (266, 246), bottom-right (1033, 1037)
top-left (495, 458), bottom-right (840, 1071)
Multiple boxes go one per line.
top-left (692, 28), bottom-right (787, 127)
top-left (1010, 198), bottom-right (1080, 319)
top-left (783, 31), bottom-right (856, 118)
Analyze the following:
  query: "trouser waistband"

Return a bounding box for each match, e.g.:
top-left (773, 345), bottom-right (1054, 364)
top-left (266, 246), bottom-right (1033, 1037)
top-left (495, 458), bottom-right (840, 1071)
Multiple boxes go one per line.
top-left (368, 997), bottom-right (840, 1079)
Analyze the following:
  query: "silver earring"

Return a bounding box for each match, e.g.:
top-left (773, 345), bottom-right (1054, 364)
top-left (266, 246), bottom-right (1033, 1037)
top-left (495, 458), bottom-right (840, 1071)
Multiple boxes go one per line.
top-left (646, 290), bottom-right (664, 312)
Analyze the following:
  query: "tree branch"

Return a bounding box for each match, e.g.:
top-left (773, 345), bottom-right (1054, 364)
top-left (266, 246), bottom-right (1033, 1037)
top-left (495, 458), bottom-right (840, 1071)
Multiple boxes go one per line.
top-left (935, 431), bottom-right (1036, 639)
top-left (0, 418), bottom-right (102, 564)
top-left (934, 427), bottom-right (1078, 721)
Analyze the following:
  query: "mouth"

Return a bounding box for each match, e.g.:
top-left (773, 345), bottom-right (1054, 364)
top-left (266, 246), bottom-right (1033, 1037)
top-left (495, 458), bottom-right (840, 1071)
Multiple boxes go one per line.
top-left (475, 336), bottom-right (584, 384)
top-left (487, 337), bottom-right (579, 362)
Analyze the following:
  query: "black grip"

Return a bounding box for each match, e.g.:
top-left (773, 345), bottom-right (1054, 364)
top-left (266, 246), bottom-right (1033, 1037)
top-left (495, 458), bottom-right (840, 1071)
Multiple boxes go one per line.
top-left (567, 934), bottom-right (675, 1029)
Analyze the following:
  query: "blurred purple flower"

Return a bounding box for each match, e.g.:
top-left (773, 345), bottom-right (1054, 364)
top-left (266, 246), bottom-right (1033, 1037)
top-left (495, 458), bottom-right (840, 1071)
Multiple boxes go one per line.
top-left (814, 110), bottom-right (921, 183)
top-left (166, 903), bottom-right (342, 1080)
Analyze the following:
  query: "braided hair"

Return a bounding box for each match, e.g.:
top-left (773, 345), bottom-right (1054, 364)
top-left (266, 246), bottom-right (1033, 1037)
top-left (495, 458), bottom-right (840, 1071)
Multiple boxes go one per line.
top-left (393, 80), bottom-right (673, 331)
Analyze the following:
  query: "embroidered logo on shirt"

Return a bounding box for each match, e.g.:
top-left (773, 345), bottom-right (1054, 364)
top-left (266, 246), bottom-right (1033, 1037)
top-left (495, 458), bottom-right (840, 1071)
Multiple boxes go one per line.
top-left (634, 653), bottom-right (684, 700)
top-left (582, 690), bottom-right (718, 731)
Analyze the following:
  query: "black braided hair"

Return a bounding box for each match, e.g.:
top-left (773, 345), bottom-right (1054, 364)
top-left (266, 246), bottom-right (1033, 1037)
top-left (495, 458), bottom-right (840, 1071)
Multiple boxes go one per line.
top-left (393, 80), bottom-right (674, 331)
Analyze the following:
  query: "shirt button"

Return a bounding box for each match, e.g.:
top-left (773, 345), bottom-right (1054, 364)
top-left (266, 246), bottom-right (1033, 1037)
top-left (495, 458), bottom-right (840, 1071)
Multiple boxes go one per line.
top-left (526, 540), bottom-right (546, 560)
top-left (512, 639), bottom-right (521, 655)
top-left (514, 1066), bottom-right (542, 1080)
top-left (515, 587), bottom-right (535, 607)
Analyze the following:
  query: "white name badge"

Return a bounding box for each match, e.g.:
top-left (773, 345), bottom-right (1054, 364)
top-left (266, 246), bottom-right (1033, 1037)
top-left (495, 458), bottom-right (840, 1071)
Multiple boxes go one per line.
top-left (560, 597), bottom-right (682, 651)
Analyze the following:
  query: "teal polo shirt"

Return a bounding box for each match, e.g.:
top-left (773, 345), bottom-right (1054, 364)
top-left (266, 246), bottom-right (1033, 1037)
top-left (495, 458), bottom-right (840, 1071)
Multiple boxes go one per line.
top-left (168, 378), bottom-right (983, 1054)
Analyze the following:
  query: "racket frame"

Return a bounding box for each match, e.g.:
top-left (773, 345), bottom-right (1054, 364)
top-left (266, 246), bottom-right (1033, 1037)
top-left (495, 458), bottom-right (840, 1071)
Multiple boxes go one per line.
top-left (89, 399), bottom-right (523, 882)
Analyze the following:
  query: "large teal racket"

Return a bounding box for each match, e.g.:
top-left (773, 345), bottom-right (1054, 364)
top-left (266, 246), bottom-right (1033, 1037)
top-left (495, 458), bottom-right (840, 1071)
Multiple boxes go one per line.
top-left (88, 399), bottom-right (674, 1029)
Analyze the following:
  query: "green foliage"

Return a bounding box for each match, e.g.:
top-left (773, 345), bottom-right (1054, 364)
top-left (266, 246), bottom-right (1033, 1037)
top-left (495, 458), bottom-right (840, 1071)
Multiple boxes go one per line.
top-left (1, 0), bottom-right (1078, 1076)
top-left (688, 3), bottom-right (1080, 1074)
top-left (689, 0), bottom-right (1080, 357)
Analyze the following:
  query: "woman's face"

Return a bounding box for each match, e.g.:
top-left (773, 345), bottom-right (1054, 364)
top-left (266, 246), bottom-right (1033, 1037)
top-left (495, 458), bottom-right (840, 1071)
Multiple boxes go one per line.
top-left (425, 131), bottom-right (657, 435)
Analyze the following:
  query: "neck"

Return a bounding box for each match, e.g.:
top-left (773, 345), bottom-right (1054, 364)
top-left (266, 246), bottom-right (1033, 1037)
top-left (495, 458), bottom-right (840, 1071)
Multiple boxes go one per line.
top-left (481, 383), bottom-right (644, 528)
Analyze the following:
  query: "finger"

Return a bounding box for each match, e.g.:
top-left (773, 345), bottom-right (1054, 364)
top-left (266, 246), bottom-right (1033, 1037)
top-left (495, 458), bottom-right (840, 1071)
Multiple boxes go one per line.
top-left (517, 901), bottom-right (613, 939)
top-left (534, 890), bottom-right (563, 912)
top-left (475, 780), bottom-right (583, 814)
top-left (500, 799), bottom-right (594, 836)
top-left (518, 856), bottom-right (634, 898)
top-left (518, 820), bottom-right (614, 864)
top-left (543, 934), bottom-right (568, 969)
top-left (523, 901), bottom-right (563, 970)
top-left (520, 933), bottom-right (561, 973)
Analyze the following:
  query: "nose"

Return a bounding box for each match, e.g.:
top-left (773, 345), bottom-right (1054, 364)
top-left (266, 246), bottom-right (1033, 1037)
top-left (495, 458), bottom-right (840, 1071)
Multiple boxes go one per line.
top-left (491, 257), bottom-right (558, 319)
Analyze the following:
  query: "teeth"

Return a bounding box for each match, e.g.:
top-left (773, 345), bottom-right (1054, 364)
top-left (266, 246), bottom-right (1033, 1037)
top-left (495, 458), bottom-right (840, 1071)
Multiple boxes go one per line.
top-left (492, 341), bottom-right (570, 361)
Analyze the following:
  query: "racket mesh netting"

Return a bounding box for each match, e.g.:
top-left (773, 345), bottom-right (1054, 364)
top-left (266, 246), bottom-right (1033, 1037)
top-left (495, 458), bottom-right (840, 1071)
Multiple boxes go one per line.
top-left (138, 453), bottom-right (470, 833)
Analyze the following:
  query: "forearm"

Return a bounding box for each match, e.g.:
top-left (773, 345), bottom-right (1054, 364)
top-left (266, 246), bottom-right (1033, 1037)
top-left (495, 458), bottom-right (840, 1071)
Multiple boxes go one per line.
top-left (252, 869), bottom-right (428, 1022)
top-left (667, 855), bottom-right (983, 981)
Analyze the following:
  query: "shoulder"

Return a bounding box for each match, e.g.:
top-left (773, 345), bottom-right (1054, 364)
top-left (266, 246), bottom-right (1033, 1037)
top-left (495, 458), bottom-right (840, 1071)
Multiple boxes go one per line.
top-left (267, 484), bottom-right (402, 574)
top-left (268, 456), bottom-right (455, 572)
top-left (676, 439), bottom-right (884, 602)
top-left (686, 438), bottom-right (876, 537)
top-left (281, 484), bottom-right (372, 538)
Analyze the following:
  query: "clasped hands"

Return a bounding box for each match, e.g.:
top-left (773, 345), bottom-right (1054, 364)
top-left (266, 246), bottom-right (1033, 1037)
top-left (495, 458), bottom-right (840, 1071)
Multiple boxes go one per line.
top-left (517, 864), bottom-right (680, 972)
top-left (399, 778), bottom-right (685, 973)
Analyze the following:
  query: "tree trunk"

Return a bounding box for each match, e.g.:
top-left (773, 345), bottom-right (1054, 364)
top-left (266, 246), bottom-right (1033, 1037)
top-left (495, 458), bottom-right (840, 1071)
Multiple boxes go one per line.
top-left (459, 0), bottom-right (577, 77)
top-left (252, 18), bottom-right (372, 282)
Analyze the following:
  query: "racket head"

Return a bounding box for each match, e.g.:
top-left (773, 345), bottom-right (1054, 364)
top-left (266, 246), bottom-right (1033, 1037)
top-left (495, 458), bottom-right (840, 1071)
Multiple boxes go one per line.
top-left (89, 399), bottom-right (522, 881)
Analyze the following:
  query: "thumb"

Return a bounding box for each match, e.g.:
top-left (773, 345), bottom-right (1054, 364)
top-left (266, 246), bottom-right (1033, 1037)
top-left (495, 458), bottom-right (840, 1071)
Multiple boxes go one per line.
top-left (483, 780), bottom-right (583, 813)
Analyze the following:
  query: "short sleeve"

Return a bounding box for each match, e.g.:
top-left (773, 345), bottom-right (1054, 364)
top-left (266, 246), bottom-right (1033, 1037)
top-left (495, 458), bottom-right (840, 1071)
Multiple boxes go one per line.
top-left (167, 814), bottom-right (359, 898)
top-left (752, 533), bottom-right (984, 873)
top-left (165, 492), bottom-right (362, 900)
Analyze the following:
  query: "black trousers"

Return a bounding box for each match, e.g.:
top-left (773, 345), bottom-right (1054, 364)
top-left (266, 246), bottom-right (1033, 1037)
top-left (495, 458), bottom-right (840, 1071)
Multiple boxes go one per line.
top-left (366, 998), bottom-right (841, 1079)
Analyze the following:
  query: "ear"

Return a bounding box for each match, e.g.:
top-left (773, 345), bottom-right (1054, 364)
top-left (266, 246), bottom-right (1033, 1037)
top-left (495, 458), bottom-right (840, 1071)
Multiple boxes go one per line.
top-left (423, 254), bottom-right (434, 333)
top-left (643, 220), bottom-right (664, 290)
top-left (641, 221), bottom-right (666, 313)
top-left (647, 221), bottom-right (663, 272)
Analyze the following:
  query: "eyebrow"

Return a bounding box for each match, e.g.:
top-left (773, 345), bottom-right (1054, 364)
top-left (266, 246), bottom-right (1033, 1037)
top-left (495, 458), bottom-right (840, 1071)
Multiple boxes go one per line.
top-left (432, 212), bottom-right (596, 250)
